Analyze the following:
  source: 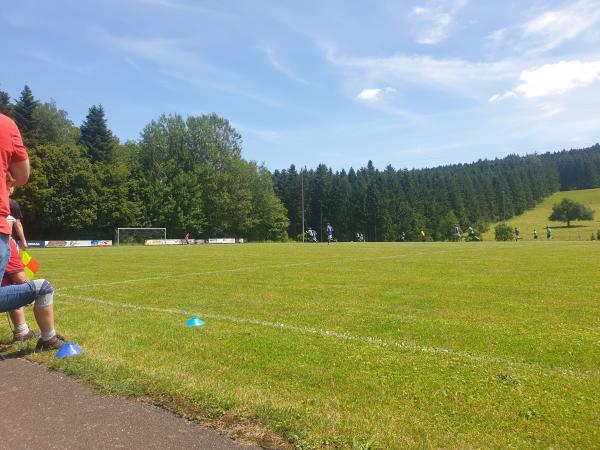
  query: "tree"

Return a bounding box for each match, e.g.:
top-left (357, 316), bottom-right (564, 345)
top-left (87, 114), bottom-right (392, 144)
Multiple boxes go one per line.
top-left (0, 89), bottom-right (12, 116)
top-left (32, 101), bottom-right (79, 146)
top-left (13, 85), bottom-right (38, 136)
top-left (549, 198), bottom-right (595, 227)
top-left (78, 105), bottom-right (116, 162)
top-left (137, 113), bottom-right (288, 240)
top-left (494, 223), bottom-right (514, 241)
top-left (438, 210), bottom-right (460, 241)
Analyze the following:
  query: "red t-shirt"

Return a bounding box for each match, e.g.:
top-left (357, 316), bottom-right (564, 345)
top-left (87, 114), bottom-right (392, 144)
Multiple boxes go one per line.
top-left (0, 114), bottom-right (29, 235)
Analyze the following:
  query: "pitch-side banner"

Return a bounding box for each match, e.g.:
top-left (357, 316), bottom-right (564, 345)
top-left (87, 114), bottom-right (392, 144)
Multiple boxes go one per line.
top-left (91, 240), bottom-right (113, 247)
top-left (25, 240), bottom-right (45, 248)
top-left (45, 240), bottom-right (113, 248)
top-left (144, 239), bottom-right (165, 246)
top-left (208, 238), bottom-right (236, 244)
top-left (45, 240), bottom-right (68, 248)
top-left (67, 240), bottom-right (92, 247)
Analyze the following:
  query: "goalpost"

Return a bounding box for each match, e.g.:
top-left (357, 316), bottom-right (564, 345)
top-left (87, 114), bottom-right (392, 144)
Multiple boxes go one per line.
top-left (115, 228), bottom-right (167, 246)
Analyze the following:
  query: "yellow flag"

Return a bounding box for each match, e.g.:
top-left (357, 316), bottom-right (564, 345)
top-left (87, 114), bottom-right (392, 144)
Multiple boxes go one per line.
top-left (20, 250), bottom-right (41, 280)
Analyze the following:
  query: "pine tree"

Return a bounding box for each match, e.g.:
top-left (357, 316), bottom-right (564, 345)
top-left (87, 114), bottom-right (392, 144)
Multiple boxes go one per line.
top-left (0, 90), bottom-right (11, 116)
top-left (78, 105), bottom-right (116, 162)
top-left (13, 85), bottom-right (38, 135)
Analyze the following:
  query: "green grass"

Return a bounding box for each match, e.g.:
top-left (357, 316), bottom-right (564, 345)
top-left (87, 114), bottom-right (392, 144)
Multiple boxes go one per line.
top-left (484, 187), bottom-right (600, 241)
top-left (3, 242), bottom-right (600, 448)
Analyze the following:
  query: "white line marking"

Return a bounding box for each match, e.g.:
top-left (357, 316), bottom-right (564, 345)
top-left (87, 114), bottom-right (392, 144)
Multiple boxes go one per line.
top-left (56, 248), bottom-right (481, 292)
top-left (60, 293), bottom-right (598, 379)
top-left (56, 250), bottom-right (449, 291)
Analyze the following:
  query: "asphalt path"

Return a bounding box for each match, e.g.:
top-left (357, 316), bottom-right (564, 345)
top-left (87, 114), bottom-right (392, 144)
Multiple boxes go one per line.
top-left (0, 358), bottom-right (258, 450)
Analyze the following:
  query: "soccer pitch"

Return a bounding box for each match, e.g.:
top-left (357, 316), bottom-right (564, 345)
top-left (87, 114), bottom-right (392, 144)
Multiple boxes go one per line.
top-left (10, 242), bottom-right (600, 448)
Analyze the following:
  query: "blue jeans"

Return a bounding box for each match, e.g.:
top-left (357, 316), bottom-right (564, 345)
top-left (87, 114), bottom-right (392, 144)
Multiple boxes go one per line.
top-left (0, 234), bottom-right (37, 313)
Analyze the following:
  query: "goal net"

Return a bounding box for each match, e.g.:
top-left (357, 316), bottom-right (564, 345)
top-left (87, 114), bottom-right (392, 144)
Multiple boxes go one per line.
top-left (115, 228), bottom-right (167, 246)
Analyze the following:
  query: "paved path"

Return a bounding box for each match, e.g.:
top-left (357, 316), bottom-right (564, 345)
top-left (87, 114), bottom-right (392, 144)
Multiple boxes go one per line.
top-left (0, 358), bottom-right (257, 450)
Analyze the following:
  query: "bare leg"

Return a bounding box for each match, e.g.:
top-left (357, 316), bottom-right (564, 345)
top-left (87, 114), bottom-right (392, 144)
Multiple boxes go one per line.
top-left (7, 272), bottom-right (31, 337)
top-left (8, 308), bottom-right (26, 327)
top-left (33, 304), bottom-right (54, 334)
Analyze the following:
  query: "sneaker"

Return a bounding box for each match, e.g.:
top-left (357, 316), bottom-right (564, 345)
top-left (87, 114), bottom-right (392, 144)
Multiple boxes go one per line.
top-left (12, 330), bottom-right (41, 342)
top-left (35, 334), bottom-right (66, 352)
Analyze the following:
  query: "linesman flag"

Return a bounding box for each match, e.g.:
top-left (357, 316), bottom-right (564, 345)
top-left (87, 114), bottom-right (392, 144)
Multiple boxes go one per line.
top-left (21, 250), bottom-right (41, 279)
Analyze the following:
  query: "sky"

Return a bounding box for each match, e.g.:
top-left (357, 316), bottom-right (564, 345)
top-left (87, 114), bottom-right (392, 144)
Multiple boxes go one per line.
top-left (1, 0), bottom-right (600, 171)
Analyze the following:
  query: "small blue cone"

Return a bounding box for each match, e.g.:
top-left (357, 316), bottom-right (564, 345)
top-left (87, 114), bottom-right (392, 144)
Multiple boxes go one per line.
top-left (185, 317), bottom-right (205, 327)
top-left (56, 342), bottom-right (84, 359)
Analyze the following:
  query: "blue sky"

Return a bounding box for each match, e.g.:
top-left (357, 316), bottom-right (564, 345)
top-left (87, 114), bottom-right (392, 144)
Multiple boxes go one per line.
top-left (2, 0), bottom-right (599, 170)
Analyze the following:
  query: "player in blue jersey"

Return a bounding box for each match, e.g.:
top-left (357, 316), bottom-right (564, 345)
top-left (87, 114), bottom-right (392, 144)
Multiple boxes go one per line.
top-left (454, 225), bottom-right (462, 241)
top-left (326, 223), bottom-right (334, 244)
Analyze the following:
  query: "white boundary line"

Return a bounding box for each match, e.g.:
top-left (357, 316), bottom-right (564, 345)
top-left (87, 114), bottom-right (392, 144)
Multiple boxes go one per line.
top-left (60, 293), bottom-right (599, 379)
top-left (56, 249), bottom-right (464, 292)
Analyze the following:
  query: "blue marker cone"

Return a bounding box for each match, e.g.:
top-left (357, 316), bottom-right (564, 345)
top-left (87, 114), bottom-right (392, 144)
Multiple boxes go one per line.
top-left (56, 342), bottom-right (84, 359)
top-left (185, 317), bottom-right (205, 327)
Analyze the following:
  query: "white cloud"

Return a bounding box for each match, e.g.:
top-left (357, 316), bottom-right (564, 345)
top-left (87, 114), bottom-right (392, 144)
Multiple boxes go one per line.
top-left (261, 46), bottom-right (308, 84)
top-left (491, 60), bottom-right (600, 101)
top-left (488, 91), bottom-right (517, 103)
top-left (410, 0), bottom-right (469, 45)
top-left (106, 35), bottom-right (196, 65)
top-left (324, 47), bottom-right (517, 100)
top-left (356, 87), bottom-right (396, 103)
top-left (521, 0), bottom-right (600, 53)
top-left (104, 33), bottom-right (289, 109)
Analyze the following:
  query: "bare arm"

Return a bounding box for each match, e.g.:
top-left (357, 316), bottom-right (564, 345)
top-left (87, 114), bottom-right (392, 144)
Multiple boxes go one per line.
top-left (14, 219), bottom-right (27, 248)
top-left (8, 159), bottom-right (30, 187)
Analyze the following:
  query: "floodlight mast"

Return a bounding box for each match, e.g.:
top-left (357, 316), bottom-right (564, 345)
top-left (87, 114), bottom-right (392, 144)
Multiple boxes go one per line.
top-left (301, 170), bottom-right (305, 243)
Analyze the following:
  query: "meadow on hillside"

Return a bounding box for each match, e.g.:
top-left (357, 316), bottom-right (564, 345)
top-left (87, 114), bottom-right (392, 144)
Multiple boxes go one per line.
top-left (485, 187), bottom-right (600, 241)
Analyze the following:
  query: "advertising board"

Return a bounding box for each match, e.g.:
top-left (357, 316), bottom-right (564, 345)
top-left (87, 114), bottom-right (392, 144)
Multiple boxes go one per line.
top-left (208, 238), bottom-right (236, 244)
top-left (144, 239), bottom-right (165, 246)
top-left (45, 240), bottom-right (68, 248)
top-left (91, 240), bottom-right (113, 247)
top-left (24, 240), bottom-right (45, 248)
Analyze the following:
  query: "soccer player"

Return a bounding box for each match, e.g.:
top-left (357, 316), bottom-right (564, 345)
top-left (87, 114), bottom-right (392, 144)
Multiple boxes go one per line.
top-left (306, 227), bottom-right (317, 243)
top-left (514, 227), bottom-right (521, 241)
top-left (454, 225), bottom-right (462, 241)
top-left (533, 228), bottom-right (538, 240)
top-left (326, 223), bottom-right (334, 244)
top-left (546, 226), bottom-right (553, 240)
top-left (466, 226), bottom-right (475, 241)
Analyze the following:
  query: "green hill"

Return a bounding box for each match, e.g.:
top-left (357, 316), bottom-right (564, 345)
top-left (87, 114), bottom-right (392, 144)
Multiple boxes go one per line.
top-left (485, 187), bottom-right (600, 241)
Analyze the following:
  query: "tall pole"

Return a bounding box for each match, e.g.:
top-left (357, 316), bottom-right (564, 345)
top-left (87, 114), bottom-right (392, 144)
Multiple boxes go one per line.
top-left (301, 171), bottom-right (305, 243)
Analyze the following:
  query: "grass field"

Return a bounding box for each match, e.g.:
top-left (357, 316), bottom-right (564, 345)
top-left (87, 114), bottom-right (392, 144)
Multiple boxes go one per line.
top-left (2, 242), bottom-right (600, 449)
top-left (484, 187), bottom-right (600, 241)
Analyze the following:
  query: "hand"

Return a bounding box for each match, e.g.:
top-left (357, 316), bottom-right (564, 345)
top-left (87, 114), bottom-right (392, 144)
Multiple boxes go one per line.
top-left (6, 171), bottom-right (16, 188)
top-left (21, 241), bottom-right (28, 249)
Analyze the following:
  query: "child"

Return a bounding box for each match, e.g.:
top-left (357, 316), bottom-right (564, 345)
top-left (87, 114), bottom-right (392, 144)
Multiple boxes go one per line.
top-left (2, 215), bottom-right (65, 350)
top-left (3, 215), bottom-right (35, 341)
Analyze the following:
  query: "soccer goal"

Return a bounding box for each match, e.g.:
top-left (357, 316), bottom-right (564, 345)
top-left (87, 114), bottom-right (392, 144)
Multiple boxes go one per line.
top-left (115, 228), bottom-right (167, 246)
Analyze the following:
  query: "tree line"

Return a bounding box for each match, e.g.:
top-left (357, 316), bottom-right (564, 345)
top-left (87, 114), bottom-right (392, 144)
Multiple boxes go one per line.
top-left (1, 85), bottom-right (289, 241)
top-left (272, 147), bottom-right (600, 241)
top-left (2, 84), bottom-right (599, 242)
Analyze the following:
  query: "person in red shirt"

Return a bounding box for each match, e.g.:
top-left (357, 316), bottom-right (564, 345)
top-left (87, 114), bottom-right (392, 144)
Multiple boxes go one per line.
top-left (0, 113), bottom-right (65, 351)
